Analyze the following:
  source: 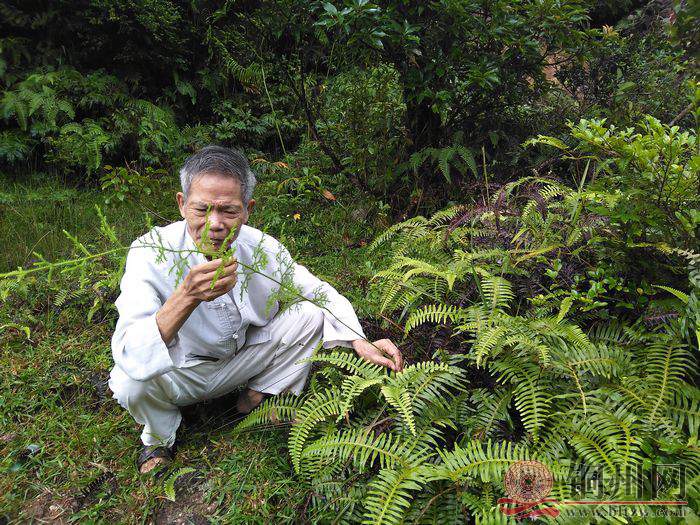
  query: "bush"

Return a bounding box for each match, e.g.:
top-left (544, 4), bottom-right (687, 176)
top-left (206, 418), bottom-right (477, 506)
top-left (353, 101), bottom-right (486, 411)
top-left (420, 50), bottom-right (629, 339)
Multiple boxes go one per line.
top-left (527, 105), bottom-right (699, 250)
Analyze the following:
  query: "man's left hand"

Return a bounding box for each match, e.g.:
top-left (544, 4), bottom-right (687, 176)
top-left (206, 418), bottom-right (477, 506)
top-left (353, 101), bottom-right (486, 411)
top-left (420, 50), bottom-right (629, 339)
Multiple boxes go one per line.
top-left (352, 338), bottom-right (404, 372)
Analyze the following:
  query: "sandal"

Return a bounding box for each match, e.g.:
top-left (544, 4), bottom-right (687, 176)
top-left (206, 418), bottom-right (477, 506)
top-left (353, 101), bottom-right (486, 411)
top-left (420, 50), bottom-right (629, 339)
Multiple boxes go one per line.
top-left (137, 445), bottom-right (174, 474)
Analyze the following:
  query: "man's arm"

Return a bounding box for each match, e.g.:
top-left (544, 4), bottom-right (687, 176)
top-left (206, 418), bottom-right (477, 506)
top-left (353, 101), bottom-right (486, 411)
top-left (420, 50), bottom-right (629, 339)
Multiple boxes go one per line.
top-left (272, 242), bottom-right (403, 371)
top-left (155, 287), bottom-right (200, 346)
top-left (156, 258), bottom-right (238, 345)
top-left (274, 244), bottom-right (366, 346)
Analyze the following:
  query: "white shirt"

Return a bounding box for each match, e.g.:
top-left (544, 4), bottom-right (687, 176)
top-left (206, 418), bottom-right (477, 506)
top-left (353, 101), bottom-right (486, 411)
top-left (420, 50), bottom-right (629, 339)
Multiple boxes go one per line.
top-left (111, 220), bottom-right (366, 381)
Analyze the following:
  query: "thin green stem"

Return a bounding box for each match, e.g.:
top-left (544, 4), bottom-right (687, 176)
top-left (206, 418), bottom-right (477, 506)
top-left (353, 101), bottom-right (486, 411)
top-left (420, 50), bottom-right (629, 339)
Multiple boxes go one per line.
top-left (259, 57), bottom-right (287, 156)
top-left (0, 247), bottom-right (126, 278)
top-left (0, 242), bottom-right (384, 354)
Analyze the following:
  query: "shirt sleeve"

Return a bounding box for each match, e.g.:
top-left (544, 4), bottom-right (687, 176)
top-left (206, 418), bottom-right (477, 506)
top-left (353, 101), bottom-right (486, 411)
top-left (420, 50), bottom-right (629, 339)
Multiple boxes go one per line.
top-left (273, 243), bottom-right (366, 349)
top-left (111, 238), bottom-right (184, 381)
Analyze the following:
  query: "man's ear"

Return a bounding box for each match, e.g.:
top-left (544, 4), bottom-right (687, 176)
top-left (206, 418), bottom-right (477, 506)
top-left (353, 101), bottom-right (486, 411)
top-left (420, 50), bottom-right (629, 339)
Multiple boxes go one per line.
top-left (244, 199), bottom-right (256, 223)
top-left (176, 192), bottom-right (186, 219)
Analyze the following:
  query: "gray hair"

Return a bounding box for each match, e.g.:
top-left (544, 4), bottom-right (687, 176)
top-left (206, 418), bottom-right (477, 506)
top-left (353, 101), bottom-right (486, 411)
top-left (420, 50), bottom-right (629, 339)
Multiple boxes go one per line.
top-left (179, 145), bottom-right (257, 202)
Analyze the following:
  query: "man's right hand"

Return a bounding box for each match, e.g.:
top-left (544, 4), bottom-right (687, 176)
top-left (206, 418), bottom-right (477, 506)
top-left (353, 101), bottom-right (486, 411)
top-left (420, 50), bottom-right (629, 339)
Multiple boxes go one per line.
top-left (156, 257), bottom-right (238, 347)
top-left (180, 257), bottom-right (238, 303)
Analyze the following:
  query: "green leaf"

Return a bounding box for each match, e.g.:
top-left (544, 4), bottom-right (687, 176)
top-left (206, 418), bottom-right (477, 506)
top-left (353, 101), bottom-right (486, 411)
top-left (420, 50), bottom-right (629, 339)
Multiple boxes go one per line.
top-left (163, 467), bottom-right (196, 502)
top-left (557, 296), bottom-right (574, 323)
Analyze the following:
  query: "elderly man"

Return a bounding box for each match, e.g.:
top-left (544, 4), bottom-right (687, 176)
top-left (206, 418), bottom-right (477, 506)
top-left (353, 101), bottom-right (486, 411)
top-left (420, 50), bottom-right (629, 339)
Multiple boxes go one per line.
top-left (108, 145), bottom-right (403, 473)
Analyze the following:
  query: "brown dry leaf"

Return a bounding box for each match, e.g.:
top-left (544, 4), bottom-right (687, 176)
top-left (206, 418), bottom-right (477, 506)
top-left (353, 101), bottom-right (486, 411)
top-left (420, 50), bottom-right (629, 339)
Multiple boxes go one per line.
top-left (321, 189), bottom-right (336, 201)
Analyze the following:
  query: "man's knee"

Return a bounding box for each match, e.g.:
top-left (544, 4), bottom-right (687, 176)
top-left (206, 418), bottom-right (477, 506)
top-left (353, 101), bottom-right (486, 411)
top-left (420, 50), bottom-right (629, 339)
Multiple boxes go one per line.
top-left (293, 301), bottom-right (324, 334)
top-left (108, 366), bottom-right (154, 408)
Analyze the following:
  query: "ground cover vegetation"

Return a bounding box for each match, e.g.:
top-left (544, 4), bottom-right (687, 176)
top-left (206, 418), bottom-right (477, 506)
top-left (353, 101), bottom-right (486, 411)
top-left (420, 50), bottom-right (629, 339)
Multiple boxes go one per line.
top-left (0, 0), bottom-right (698, 522)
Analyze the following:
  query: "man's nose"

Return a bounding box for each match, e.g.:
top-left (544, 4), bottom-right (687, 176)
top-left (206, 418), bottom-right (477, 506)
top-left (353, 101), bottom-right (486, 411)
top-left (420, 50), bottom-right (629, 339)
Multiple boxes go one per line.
top-left (208, 212), bottom-right (226, 231)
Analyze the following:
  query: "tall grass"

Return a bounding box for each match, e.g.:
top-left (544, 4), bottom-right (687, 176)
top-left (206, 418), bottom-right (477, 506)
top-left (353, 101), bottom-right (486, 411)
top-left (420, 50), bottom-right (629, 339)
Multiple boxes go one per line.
top-left (0, 174), bottom-right (181, 271)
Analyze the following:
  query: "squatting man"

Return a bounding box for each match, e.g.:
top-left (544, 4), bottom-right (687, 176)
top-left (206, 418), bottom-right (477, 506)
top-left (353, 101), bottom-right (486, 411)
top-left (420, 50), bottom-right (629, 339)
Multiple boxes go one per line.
top-left (108, 146), bottom-right (404, 474)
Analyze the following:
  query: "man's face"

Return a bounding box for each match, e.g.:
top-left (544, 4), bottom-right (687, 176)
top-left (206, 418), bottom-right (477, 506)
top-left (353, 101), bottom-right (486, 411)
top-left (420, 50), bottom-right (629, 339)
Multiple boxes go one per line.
top-left (176, 171), bottom-right (255, 254)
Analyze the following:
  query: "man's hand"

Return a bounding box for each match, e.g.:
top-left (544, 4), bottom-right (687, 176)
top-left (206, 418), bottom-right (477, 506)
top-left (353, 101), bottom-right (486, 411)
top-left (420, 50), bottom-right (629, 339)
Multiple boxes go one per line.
top-left (155, 257), bottom-right (238, 346)
top-left (352, 338), bottom-right (404, 372)
top-left (181, 257), bottom-right (238, 303)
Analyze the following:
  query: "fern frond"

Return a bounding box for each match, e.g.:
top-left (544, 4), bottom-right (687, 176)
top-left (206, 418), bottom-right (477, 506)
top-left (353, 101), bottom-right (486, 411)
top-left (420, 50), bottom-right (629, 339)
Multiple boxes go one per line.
top-left (569, 402), bottom-right (641, 473)
top-left (397, 256), bottom-right (458, 290)
top-left (473, 324), bottom-right (509, 365)
top-left (393, 362), bottom-right (466, 417)
top-left (462, 388), bottom-right (515, 440)
top-left (381, 384), bottom-right (416, 435)
top-left (480, 275), bottom-right (514, 314)
top-left (367, 216), bottom-right (428, 253)
top-left (492, 360), bottom-right (551, 441)
top-left (653, 284), bottom-right (689, 304)
top-left (233, 392), bottom-right (305, 432)
top-left (587, 320), bottom-right (631, 346)
top-left (644, 340), bottom-right (693, 428)
top-left (362, 466), bottom-right (430, 525)
top-left (426, 205), bottom-right (469, 226)
top-left (434, 439), bottom-right (531, 483)
top-left (456, 144), bottom-right (478, 177)
top-left (404, 303), bottom-right (463, 333)
top-left (667, 384), bottom-right (700, 437)
top-left (301, 350), bottom-right (384, 379)
top-left (337, 375), bottom-right (384, 423)
top-left (290, 388), bottom-right (343, 473)
top-left (301, 428), bottom-right (428, 475)
top-left (163, 467), bottom-right (196, 502)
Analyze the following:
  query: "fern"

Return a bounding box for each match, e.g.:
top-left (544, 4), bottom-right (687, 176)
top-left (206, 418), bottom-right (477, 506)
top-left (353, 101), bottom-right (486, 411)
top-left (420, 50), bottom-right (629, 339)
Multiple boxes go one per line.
top-left (642, 339), bottom-right (694, 429)
top-left (491, 359), bottom-right (551, 441)
top-left (227, 179), bottom-right (700, 523)
top-left (289, 388), bottom-right (343, 473)
top-left (380, 385), bottom-right (417, 435)
top-left (462, 388), bottom-right (515, 440)
top-left (667, 384), bottom-right (700, 437)
top-left (0, 130), bottom-right (29, 162)
top-left (404, 303), bottom-right (464, 334)
top-left (234, 392), bottom-right (306, 432)
top-left (434, 440), bottom-right (532, 483)
top-left (367, 216), bottom-right (429, 254)
top-left (481, 275), bottom-right (514, 314)
top-left (52, 119), bottom-right (110, 173)
top-left (362, 466), bottom-right (429, 525)
top-left (407, 142), bottom-right (477, 183)
top-left (337, 375), bottom-right (384, 423)
top-left (301, 349), bottom-right (383, 379)
top-left (163, 467), bottom-right (196, 502)
top-left (301, 428), bottom-right (426, 474)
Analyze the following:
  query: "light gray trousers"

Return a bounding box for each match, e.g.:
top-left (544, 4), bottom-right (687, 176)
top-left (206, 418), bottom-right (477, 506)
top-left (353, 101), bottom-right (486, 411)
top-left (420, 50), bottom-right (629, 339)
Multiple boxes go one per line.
top-left (108, 301), bottom-right (323, 447)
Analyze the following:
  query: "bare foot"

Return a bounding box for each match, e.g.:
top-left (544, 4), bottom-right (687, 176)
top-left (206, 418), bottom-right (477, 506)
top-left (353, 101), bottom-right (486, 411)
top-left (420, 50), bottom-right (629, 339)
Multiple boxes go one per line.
top-left (236, 388), bottom-right (266, 414)
top-left (139, 456), bottom-right (170, 474)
